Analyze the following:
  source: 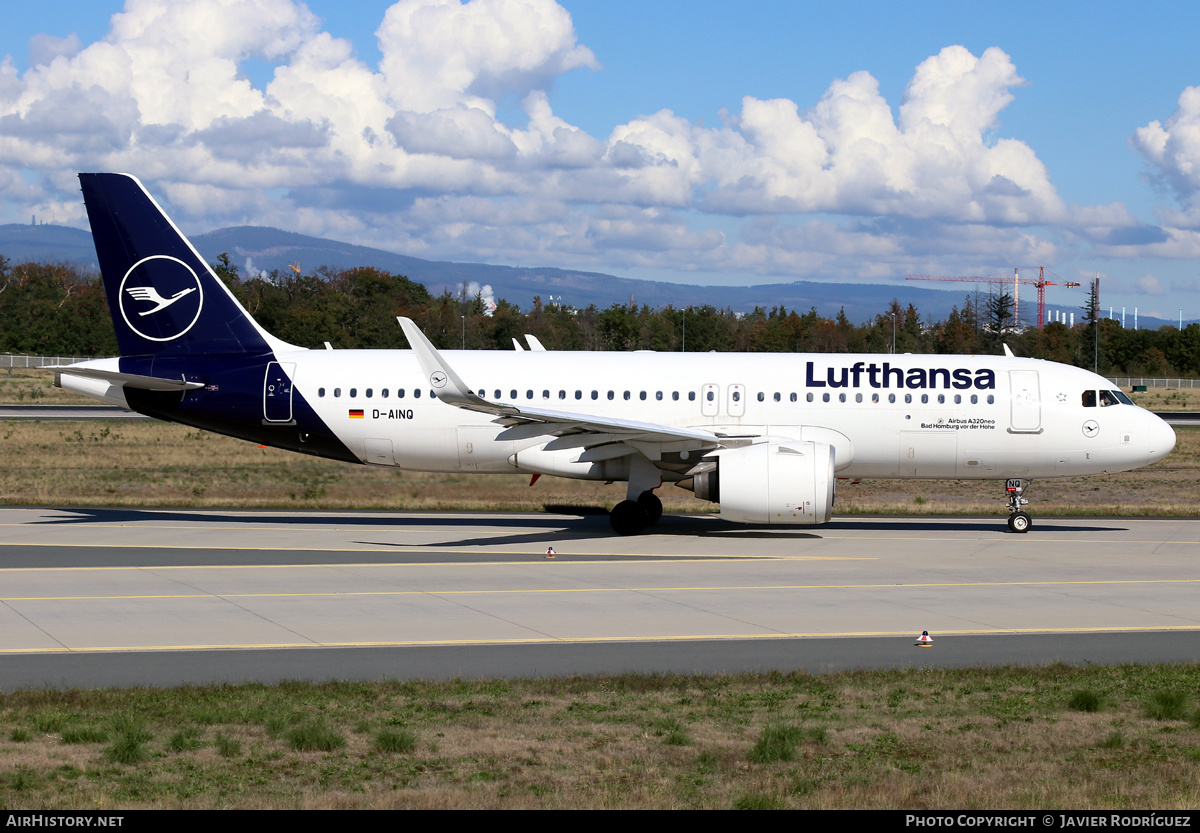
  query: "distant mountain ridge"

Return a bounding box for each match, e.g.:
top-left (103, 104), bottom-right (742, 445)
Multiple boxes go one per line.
top-left (1, 222), bottom-right (1181, 328)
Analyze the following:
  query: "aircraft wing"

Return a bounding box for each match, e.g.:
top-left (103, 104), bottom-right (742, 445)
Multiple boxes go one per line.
top-left (397, 317), bottom-right (721, 449)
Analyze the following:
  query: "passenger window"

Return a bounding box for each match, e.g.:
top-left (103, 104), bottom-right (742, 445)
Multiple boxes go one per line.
top-left (937, 394), bottom-right (944, 404)
top-left (689, 392), bottom-right (696, 402)
top-left (755, 392), bottom-right (763, 402)
top-left (1082, 390), bottom-right (1097, 407)
top-left (871, 393), bottom-right (879, 403)
top-left (350, 388), bottom-right (357, 398)
top-left (806, 393), bottom-right (814, 402)
top-left (774, 392), bottom-right (781, 402)
top-left (559, 390), bottom-right (566, 399)
top-left (639, 391), bottom-right (647, 401)
top-left (888, 394), bottom-right (896, 403)
top-left (366, 389), bottom-right (373, 398)
top-left (904, 394), bottom-right (912, 404)
top-left (623, 391), bottom-right (630, 400)
top-left (510, 390), bottom-right (518, 399)
top-left (970, 394), bottom-right (977, 404)
top-left (706, 391), bottom-right (714, 402)
top-left (397, 389), bottom-right (405, 399)
top-left (430, 391), bottom-right (437, 399)
top-left (790, 393), bottom-right (797, 402)
top-left (987, 395), bottom-right (995, 404)
top-left (839, 393), bottom-right (846, 403)
top-left (494, 390), bottom-right (501, 399)
top-left (318, 387), bottom-right (325, 397)
top-left (333, 388), bottom-right (341, 397)
top-left (656, 391), bottom-right (663, 400)
top-left (921, 394), bottom-right (929, 404)
top-left (542, 390), bottom-right (549, 399)
top-left (822, 393), bottom-right (830, 403)
top-left (526, 390), bottom-right (534, 399)
top-left (608, 391), bottom-right (615, 400)
top-left (382, 389), bottom-right (389, 398)
top-left (414, 389), bottom-right (421, 398)
top-left (953, 394), bottom-right (959, 404)
top-left (855, 393), bottom-right (862, 403)
top-left (672, 392), bottom-right (679, 401)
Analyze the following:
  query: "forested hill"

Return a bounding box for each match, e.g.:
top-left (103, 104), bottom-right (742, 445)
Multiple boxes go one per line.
top-left (0, 222), bottom-right (1117, 327)
top-left (1, 254), bottom-right (1197, 380)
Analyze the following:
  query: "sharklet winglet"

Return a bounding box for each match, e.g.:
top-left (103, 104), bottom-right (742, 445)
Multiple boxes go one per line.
top-left (396, 317), bottom-right (492, 411)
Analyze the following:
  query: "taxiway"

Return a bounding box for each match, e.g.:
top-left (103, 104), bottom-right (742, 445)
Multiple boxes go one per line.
top-left (2, 507), bottom-right (1198, 689)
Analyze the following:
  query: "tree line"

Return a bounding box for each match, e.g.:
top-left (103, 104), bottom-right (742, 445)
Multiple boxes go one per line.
top-left (2, 253), bottom-right (1198, 378)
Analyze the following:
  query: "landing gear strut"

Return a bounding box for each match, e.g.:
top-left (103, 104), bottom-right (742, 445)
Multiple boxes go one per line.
top-left (610, 455), bottom-right (664, 535)
top-left (610, 491), bottom-right (663, 535)
top-left (1005, 478), bottom-right (1032, 533)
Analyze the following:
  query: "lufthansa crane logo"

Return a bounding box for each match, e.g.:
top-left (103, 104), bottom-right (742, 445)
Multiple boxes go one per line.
top-left (1082, 419), bottom-right (1100, 438)
top-left (118, 256), bottom-right (204, 342)
top-left (430, 371), bottom-right (448, 388)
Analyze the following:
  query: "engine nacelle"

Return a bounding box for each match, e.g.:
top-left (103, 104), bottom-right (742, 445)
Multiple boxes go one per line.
top-left (691, 441), bottom-right (835, 525)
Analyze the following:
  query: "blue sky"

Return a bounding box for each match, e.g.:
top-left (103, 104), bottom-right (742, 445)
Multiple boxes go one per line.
top-left (2, 0), bottom-right (1200, 323)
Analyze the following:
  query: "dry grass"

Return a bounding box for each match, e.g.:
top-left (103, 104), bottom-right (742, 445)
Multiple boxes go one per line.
top-left (0, 368), bottom-right (95, 406)
top-left (0, 418), bottom-right (1196, 517)
top-left (0, 419), bottom-right (710, 513)
top-left (2, 666), bottom-right (1199, 809)
top-left (1128, 386), bottom-right (1200, 411)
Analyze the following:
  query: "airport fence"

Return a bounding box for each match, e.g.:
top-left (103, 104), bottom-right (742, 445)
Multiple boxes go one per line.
top-left (1107, 377), bottom-right (1199, 389)
top-left (1, 353), bottom-right (101, 372)
top-left (3, 352), bottom-right (1198, 390)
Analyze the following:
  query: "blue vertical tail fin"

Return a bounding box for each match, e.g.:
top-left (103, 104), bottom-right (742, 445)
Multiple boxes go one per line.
top-left (79, 173), bottom-right (290, 357)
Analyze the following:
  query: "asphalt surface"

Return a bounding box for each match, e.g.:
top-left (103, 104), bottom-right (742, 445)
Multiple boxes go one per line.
top-left (2, 507), bottom-right (1199, 690)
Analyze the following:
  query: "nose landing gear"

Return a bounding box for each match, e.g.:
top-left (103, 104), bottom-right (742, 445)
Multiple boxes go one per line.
top-left (1005, 478), bottom-right (1032, 533)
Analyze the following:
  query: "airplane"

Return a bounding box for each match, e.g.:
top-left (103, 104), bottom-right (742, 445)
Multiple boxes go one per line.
top-left (49, 173), bottom-right (1177, 535)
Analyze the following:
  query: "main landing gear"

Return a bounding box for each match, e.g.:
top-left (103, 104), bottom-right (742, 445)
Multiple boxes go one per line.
top-left (1005, 478), bottom-right (1032, 533)
top-left (610, 491), bottom-right (663, 535)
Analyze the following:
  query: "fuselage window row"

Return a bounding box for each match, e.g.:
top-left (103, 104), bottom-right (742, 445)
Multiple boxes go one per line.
top-left (314, 387), bottom-right (998, 407)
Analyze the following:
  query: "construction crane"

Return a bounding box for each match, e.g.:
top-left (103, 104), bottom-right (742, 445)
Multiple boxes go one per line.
top-left (906, 268), bottom-right (1081, 330)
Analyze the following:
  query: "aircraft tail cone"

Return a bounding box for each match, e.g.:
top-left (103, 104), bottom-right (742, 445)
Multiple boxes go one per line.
top-left (915, 630), bottom-right (933, 647)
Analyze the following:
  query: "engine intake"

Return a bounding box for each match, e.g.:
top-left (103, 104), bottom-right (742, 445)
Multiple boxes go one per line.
top-left (681, 441), bottom-right (835, 525)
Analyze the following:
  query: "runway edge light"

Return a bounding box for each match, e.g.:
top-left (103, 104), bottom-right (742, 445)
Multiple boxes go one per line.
top-left (915, 630), bottom-right (933, 647)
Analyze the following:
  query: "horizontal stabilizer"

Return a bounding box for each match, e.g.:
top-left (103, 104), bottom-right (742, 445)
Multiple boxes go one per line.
top-left (44, 365), bottom-right (203, 391)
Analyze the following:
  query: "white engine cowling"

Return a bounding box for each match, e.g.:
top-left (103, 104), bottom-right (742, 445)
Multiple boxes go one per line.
top-left (696, 441), bottom-right (835, 525)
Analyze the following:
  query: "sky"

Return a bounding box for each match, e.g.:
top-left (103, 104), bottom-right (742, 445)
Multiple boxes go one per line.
top-left (2, 0), bottom-right (1200, 323)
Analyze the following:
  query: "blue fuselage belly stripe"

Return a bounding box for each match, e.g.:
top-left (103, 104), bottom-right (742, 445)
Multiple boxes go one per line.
top-left (119, 354), bottom-right (359, 464)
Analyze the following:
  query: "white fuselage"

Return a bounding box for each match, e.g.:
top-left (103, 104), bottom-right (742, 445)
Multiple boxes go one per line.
top-left (270, 348), bottom-right (1175, 482)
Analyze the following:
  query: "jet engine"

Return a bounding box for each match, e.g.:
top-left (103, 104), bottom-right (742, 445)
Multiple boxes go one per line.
top-left (680, 441), bottom-right (835, 525)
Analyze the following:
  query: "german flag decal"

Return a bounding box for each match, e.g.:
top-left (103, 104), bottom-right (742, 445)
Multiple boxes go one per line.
top-left (349, 409), bottom-right (364, 419)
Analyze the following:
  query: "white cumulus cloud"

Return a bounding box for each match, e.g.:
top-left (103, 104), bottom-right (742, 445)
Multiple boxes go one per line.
top-left (0, 3), bottom-right (1147, 288)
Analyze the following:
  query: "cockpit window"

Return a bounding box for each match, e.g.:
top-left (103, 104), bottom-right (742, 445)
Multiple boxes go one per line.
top-left (1100, 389), bottom-right (1129, 406)
top-left (1082, 390), bottom-right (1096, 408)
top-left (1113, 390), bottom-right (1134, 405)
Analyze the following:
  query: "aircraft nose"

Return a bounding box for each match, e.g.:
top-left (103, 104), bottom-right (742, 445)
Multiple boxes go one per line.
top-left (1147, 414), bottom-right (1176, 465)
